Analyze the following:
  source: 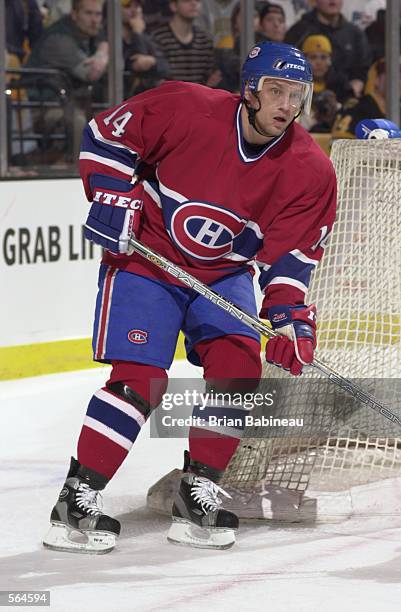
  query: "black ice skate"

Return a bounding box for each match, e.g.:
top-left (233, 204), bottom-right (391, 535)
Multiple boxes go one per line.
top-left (43, 457), bottom-right (120, 554)
top-left (167, 469), bottom-right (239, 550)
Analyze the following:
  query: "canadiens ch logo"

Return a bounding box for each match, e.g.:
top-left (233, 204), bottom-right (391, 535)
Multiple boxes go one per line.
top-left (128, 329), bottom-right (148, 344)
top-left (249, 46), bottom-right (261, 59)
top-left (170, 202), bottom-right (247, 261)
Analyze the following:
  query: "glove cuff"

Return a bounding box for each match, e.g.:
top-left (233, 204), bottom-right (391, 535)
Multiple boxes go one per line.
top-left (268, 304), bottom-right (317, 330)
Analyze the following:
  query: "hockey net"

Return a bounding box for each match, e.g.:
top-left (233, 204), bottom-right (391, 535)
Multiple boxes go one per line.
top-left (147, 139), bottom-right (401, 521)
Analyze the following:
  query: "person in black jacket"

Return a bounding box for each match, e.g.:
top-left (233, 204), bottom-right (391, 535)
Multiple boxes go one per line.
top-left (6, 0), bottom-right (43, 62)
top-left (285, 0), bottom-right (371, 99)
top-left (365, 8), bottom-right (401, 64)
top-left (121, 0), bottom-right (169, 96)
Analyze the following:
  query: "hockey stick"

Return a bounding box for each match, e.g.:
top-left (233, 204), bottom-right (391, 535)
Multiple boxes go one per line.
top-left (129, 236), bottom-right (401, 429)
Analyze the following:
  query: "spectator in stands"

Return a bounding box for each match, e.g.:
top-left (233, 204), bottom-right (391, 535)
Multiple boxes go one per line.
top-left (298, 34), bottom-right (343, 133)
top-left (285, 0), bottom-right (372, 99)
top-left (365, 9), bottom-right (386, 63)
top-left (151, 0), bottom-right (217, 86)
top-left (28, 0), bottom-right (108, 94)
top-left (5, 1), bottom-right (43, 167)
top-left (121, 0), bottom-right (169, 96)
top-left (6, 0), bottom-right (43, 63)
top-left (276, 0), bottom-right (310, 29)
top-left (213, 1), bottom-right (261, 49)
top-left (38, 1), bottom-right (72, 26)
top-left (142, 0), bottom-right (173, 33)
top-left (302, 35), bottom-right (353, 104)
top-left (257, 3), bottom-right (287, 44)
top-left (332, 58), bottom-right (400, 138)
top-left (341, 0), bottom-right (385, 30)
top-left (197, 0), bottom-right (239, 48)
top-left (365, 6), bottom-right (401, 64)
top-left (214, 2), bottom-right (261, 92)
top-left (27, 0), bottom-right (108, 158)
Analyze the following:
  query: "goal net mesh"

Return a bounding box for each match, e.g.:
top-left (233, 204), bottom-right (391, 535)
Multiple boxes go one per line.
top-left (220, 139), bottom-right (401, 496)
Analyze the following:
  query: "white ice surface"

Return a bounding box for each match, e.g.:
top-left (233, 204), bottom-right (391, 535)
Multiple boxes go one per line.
top-left (1, 362), bottom-right (401, 612)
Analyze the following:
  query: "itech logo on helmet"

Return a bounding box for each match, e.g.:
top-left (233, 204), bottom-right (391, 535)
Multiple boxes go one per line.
top-left (273, 59), bottom-right (305, 71)
top-left (248, 46), bottom-right (261, 58)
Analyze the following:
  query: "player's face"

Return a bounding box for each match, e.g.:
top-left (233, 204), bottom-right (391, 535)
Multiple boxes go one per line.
top-left (316, 0), bottom-right (342, 18)
top-left (251, 79), bottom-right (306, 137)
top-left (306, 52), bottom-right (331, 78)
top-left (122, 0), bottom-right (143, 24)
top-left (260, 11), bottom-right (286, 42)
top-left (171, 0), bottom-right (201, 20)
top-left (72, 0), bottom-right (103, 36)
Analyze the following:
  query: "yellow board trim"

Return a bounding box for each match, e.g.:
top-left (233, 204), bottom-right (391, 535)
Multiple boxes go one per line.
top-left (0, 334), bottom-right (187, 381)
top-left (2, 315), bottom-right (398, 381)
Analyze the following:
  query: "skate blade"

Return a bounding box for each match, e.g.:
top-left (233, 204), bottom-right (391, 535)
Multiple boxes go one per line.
top-left (43, 522), bottom-right (116, 554)
top-left (167, 519), bottom-right (236, 550)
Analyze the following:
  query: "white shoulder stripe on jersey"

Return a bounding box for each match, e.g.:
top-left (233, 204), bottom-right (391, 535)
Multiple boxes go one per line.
top-left (95, 388), bottom-right (146, 427)
top-left (267, 276), bottom-right (308, 293)
top-left (143, 180), bottom-right (162, 207)
top-left (224, 252), bottom-right (251, 262)
top-left (246, 219), bottom-right (264, 239)
top-left (256, 260), bottom-right (271, 271)
top-left (157, 173), bottom-right (188, 204)
top-left (84, 416), bottom-right (133, 451)
top-left (89, 118), bottom-right (140, 156)
top-left (79, 151), bottom-right (134, 177)
top-left (290, 249), bottom-right (319, 265)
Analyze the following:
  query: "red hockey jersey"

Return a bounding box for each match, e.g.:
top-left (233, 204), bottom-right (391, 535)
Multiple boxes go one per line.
top-left (79, 81), bottom-right (336, 315)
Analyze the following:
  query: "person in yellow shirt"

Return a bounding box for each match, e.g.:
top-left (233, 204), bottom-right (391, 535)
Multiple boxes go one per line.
top-left (332, 57), bottom-right (401, 139)
top-left (300, 34), bottom-right (351, 132)
top-left (302, 34), bottom-right (352, 103)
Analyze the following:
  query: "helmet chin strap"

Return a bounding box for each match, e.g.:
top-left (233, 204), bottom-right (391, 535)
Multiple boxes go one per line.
top-left (244, 93), bottom-right (300, 140)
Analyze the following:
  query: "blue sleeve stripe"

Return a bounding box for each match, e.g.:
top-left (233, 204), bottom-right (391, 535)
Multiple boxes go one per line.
top-left (265, 276), bottom-right (308, 293)
top-left (258, 252), bottom-right (315, 292)
top-left (80, 124), bottom-right (138, 169)
top-left (80, 152), bottom-right (135, 177)
top-left (231, 226), bottom-right (264, 258)
top-left (290, 248), bottom-right (319, 265)
top-left (89, 118), bottom-right (139, 156)
top-left (143, 180), bottom-right (162, 208)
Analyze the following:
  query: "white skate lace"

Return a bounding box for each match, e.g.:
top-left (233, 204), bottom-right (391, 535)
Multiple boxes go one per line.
top-left (75, 483), bottom-right (103, 516)
top-left (190, 477), bottom-right (232, 513)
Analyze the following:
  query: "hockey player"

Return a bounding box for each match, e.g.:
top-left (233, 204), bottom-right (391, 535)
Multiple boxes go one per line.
top-left (43, 42), bottom-right (336, 553)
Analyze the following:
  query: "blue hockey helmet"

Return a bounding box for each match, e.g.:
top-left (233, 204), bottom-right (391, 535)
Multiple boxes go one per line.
top-left (355, 118), bottom-right (401, 139)
top-left (241, 42), bottom-right (314, 114)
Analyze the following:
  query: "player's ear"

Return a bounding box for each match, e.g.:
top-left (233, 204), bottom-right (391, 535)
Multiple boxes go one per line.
top-left (243, 85), bottom-right (258, 108)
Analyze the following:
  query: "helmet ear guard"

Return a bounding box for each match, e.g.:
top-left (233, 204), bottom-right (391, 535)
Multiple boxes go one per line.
top-left (241, 42), bottom-right (314, 115)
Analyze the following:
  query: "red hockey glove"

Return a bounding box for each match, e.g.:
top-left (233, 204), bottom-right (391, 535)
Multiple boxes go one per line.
top-left (265, 304), bottom-right (317, 376)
